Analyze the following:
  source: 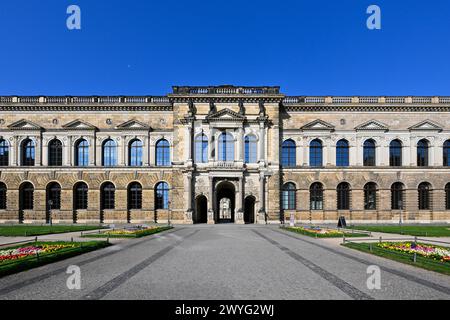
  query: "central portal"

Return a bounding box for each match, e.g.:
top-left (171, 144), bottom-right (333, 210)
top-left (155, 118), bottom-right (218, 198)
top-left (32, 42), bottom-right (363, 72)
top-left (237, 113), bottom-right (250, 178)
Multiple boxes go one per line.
top-left (215, 181), bottom-right (235, 223)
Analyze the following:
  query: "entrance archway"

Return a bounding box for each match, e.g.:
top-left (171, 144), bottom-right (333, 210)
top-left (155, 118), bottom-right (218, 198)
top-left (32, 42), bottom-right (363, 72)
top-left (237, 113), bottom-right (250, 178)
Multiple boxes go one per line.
top-left (215, 181), bottom-right (235, 223)
top-left (194, 195), bottom-right (208, 224)
top-left (244, 196), bottom-right (255, 224)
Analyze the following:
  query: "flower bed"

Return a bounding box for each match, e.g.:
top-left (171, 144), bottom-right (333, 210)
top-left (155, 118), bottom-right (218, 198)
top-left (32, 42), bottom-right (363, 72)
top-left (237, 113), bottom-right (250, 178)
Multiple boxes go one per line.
top-left (0, 243), bottom-right (76, 264)
top-left (377, 242), bottom-right (450, 263)
top-left (283, 226), bottom-right (368, 238)
top-left (82, 225), bottom-right (173, 238)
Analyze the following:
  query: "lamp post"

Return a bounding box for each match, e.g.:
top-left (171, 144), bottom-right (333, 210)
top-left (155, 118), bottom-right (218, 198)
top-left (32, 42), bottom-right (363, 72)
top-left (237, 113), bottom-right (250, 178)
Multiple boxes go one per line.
top-left (168, 199), bottom-right (171, 227)
top-left (48, 199), bottom-right (53, 227)
top-left (399, 199), bottom-right (403, 234)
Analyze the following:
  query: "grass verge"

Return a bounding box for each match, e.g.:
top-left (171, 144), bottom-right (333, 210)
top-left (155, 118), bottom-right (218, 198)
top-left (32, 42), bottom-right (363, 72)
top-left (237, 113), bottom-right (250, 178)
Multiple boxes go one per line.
top-left (0, 240), bottom-right (110, 278)
top-left (283, 226), bottom-right (368, 238)
top-left (0, 225), bottom-right (107, 237)
top-left (82, 226), bottom-right (173, 238)
top-left (348, 225), bottom-right (450, 237)
top-left (342, 242), bottom-right (450, 275)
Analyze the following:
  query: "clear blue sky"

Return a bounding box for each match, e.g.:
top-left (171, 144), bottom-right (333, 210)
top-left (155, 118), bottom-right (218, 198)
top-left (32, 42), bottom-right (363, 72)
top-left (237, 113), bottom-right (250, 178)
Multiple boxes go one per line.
top-left (0, 0), bottom-right (449, 96)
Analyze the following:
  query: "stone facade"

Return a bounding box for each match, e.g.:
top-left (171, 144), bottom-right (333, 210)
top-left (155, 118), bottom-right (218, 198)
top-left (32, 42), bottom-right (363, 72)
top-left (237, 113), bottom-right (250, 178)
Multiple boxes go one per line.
top-left (0, 87), bottom-right (449, 224)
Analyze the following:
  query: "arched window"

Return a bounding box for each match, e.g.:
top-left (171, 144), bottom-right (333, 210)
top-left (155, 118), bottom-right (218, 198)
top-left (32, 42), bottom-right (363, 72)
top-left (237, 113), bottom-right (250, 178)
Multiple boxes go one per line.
top-left (46, 182), bottom-right (61, 210)
top-left (75, 139), bottom-right (89, 167)
top-left (21, 139), bottom-right (35, 166)
top-left (48, 139), bottom-right (63, 166)
top-left (281, 139), bottom-right (296, 167)
top-left (445, 183), bottom-right (450, 210)
top-left (363, 139), bottom-right (376, 166)
top-left (129, 139), bottom-right (143, 166)
top-left (101, 182), bottom-right (115, 210)
top-left (0, 139), bottom-right (9, 166)
top-left (417, 139), bottom-right (429, 167)
top-left (336, 139), bottom-right (349, 167)
top-left (443, 140), bottom-right (450, 167)
top-left (337, 182), bottom-right (350, 210)
top-left (310, 182), bottom-right (324, 210)
top-left (74, 182), bottom-right (88, 210)
top-left (310, 139), bottom-right (323, 167)
top-left (418, 182), bottom-right (431, 210)
top-left (20, 182), bottom-right (34, 210)
top-left (364, 182), bottom-right (377, 210)
top-left (391, 182), bottom-right (404, 210)
top-left (218, 133), bottom-right (234, 162)
top-left (102, 139), bottom-right (117, 167)
top-left (389, 140), bottom-right (402, 167)
top-left (245, 135), bottom-right (257, 164)
top-left (281, 183), bottom-right (296, 210)
top-left (155, 182), bottom-right (169, 209)
top-left (195, 134), bottom-right (208, 163)
top-left (0, 182), bottom-right (6, 210)
top-left (128, 182), bottom-right (142, 210)
top-left (156, 139), bottom-right (170, 166)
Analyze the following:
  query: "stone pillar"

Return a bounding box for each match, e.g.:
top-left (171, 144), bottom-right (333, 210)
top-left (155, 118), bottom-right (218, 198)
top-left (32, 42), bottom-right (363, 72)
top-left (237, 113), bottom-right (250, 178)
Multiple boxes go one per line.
top-left (10, 137), bottom-right (16, 166)
top-left (258, 122), bottom-right (265, 164)
top-left (64, 136), bottom-right (72, 166)
top-left (186, 124), bottom-right (193, 165)
top-left (258, 173), bottom-right (266, 223)
top-left (410, 137), bottom-right (417, 166)
top-left (143, 135), bottom-right (150, 166)
top-left (236, 177), bottom-right (244, 224)
top-left (209, 128), bottom-right (215, 162)
top-left (95, 138), bottom-right (102, 166)
top-left (118, 137), bottom-right (125, 166)
top-left (186, 172), bottom-right (193, 222)
top-left (237, 127), bottom-right (244, 162)
top-left (207, 176), bottom-right (214, 224)
top-left (435, 142), bottom-right (443, 167)
top-left (36, 137), bottom-right (42, 166)
top-left (302, 137), bottom-right (309, 166)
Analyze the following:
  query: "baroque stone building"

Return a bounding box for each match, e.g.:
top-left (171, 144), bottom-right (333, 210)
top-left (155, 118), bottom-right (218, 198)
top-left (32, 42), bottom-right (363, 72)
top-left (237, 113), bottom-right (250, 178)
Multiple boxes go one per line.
top-left (0, 86), bottom-right (449, 224)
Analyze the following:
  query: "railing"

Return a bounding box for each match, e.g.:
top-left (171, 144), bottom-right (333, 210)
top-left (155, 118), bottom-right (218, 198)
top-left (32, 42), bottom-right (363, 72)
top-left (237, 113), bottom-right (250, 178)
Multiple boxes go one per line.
top-left (172, 86), bottom-right (280, 95)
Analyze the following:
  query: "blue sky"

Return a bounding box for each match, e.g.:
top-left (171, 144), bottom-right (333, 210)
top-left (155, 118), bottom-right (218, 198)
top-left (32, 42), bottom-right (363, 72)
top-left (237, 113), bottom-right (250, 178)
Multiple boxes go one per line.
top-left (0, 0), bottom-right (449, 96)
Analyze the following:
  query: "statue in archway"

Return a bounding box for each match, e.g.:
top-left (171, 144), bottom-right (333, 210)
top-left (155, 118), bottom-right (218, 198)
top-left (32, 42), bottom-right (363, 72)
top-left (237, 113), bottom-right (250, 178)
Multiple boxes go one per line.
top-left (219, 197), bottom-right (231, 220)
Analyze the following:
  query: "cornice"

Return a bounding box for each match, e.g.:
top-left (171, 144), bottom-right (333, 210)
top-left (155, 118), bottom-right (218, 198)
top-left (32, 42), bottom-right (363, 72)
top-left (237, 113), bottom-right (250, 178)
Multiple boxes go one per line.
top-left (284, 104), bottom-right (450, 112)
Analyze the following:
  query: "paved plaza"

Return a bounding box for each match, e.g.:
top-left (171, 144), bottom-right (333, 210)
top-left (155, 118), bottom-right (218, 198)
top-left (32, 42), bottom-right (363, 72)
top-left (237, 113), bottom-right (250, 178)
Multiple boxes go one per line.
top-left (0, 225), bottom-right (449, 300)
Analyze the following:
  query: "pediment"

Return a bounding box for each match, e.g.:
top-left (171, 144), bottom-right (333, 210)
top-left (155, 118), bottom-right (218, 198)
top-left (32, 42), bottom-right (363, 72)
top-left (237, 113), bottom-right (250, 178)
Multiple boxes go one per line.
top-left (355, 120), bottom-right (389, 132)
top-left (408, 120), bottom-right (442, 132)
top-left (62, 119), bottom-right (97, 130)
top-left (7, 119), bottom-right (42, 130)
top-left (301, 119), bottom-right (335, 131)
top-left (115, 119), bottom-right (151, 130)
top-left (206, 108), bottom-right (246, 122)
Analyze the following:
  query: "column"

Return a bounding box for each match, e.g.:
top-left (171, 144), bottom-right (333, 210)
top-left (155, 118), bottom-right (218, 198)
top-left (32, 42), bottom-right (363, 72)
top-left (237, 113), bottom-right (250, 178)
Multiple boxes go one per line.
top-left (410, 137), bottom-right (417, 166)
top-left (207, 176), bottom-right (215, 224)
top-left (10, 137), bottom-right (16, 166)
top-left (209, 128), bottom-right (215, 162)
top-left (35, 136), bottom-right (42, 166)
top-left (143, 135), bottom-right (150, 166)
top-left (258, 122), bottom-right (265, 164)
top-left (118, 137), bottom-right (125, 166)
top-left (302, 137), bottom-right (309, 166)
top-left (237, 127), bottom-right (244, 162)
top-left (186, 173), bottom-right (193, 222)
top-left (236, 177), bottom-right (244, 223)
top-left (64, 136), bottom-right (71, 166)
top-left (258, 173), bottom-right (266, 224)
top-left (186, 124), bottom-right (193, 164)
top-left (89, 136), bottom-right (96, 166)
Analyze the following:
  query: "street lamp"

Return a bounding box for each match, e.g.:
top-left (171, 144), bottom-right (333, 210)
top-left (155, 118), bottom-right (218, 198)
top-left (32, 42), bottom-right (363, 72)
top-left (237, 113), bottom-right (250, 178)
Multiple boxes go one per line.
top-left (168, 199), bottom-right (171, 227)
top-left (399, 199), bottom-right (403, 234)
top-left (48, 199), bottom-right (53, 227)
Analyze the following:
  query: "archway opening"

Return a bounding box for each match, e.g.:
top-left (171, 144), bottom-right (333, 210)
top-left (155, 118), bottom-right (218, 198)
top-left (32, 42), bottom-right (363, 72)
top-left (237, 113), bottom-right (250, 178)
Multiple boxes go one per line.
top-left (194, 195), bottom-right (208, 224)
top-left (244, 196), bottom-right (256, 224)
top-left (215, 181), bottom-right (235, 223)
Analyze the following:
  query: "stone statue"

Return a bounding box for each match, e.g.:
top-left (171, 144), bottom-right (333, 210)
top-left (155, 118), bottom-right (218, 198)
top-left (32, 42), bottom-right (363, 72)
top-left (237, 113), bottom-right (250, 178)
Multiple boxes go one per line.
top-left (259, 100), bottom-right (265, 116)
top-left (188, 99), bottom-right (196, 116)
top-left (208, 101), bottom-right (217, 116)
top-left (238, 99), bottom-right (245, 115)
top-left (219, 197), bottom-right (231, 220)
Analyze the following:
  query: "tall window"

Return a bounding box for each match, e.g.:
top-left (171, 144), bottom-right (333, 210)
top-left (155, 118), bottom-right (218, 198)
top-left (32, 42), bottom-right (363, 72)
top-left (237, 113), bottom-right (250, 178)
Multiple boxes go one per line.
top-left (156, 139), bottom-right (170, 166)
top-left (129, 139), bottom-right (143, 166)
top-left (363, 139), bottom-right (376, 166)
top-left (0, 139), bottom-right (9, 166)
top-left (128, 182), bottom-right (142, 210)
top-left (48, 139), bottom-right (63, 166)
top-left (21, 139), bottom-right (35, 166)
top-left (74, 182), bottom-right (88, 210)
top-left (389, 140), bottom-right (402, 166)
top-left (443, 140), bottom-right (450, 167)
top-left (364, 182), bottom-right (377, 210)
top-left (446, 183), bottom-right (450, 210)
top-left (418, 182), bottom-right (431, 210)
top-left (417, 139), bottom-right (429, 167)
top-left (155, 182), bottom-right (169, 209)
top-left (75, 139), bottom-right (89, 166)
top-left (20, 182), bottom-right (34, 210)
top-left (391, 182), bottom-right (404, 210)
top-left (309, 139), bottom-right (323, 167)
top-left (337, 182), bottom-right (350, 210)
top-left (0, 182), bottom-right (6, 210)
top-left (101, 182), bottom-right (115, 210)
top-left (245, 135), bottom-right (257, 163)
top-left (310, 183), bottom-right (323, 210)
top-left (218, 133), bottom-right (234, 162)
top-left (102, 139), bottom-right (117, 167)
top-left (195, 134), bottom-right (208, 163)
top-left (336, 139), bottom-right (349, 167)
top-left (46, 182), bottom-right (61, 210)
top-left (281, 140), bottom-right (296, 167)
top-left (281, 183), bottom-right (296, 210)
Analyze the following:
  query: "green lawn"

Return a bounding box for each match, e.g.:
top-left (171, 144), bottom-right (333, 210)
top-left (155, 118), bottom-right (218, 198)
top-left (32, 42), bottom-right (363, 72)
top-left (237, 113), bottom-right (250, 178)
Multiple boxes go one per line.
top-left (283, 226), bottom-right (369, 238)
top-left (82, 226), bottom-right (173, 238)
top-left (0, 240), bottom-right (109, 277)
top-left (348, 225), bottom-right (450, 237)
top-left (0, 225), bottom-right (106, 237)
top-left (342, 242), bottom-right (450, 275)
